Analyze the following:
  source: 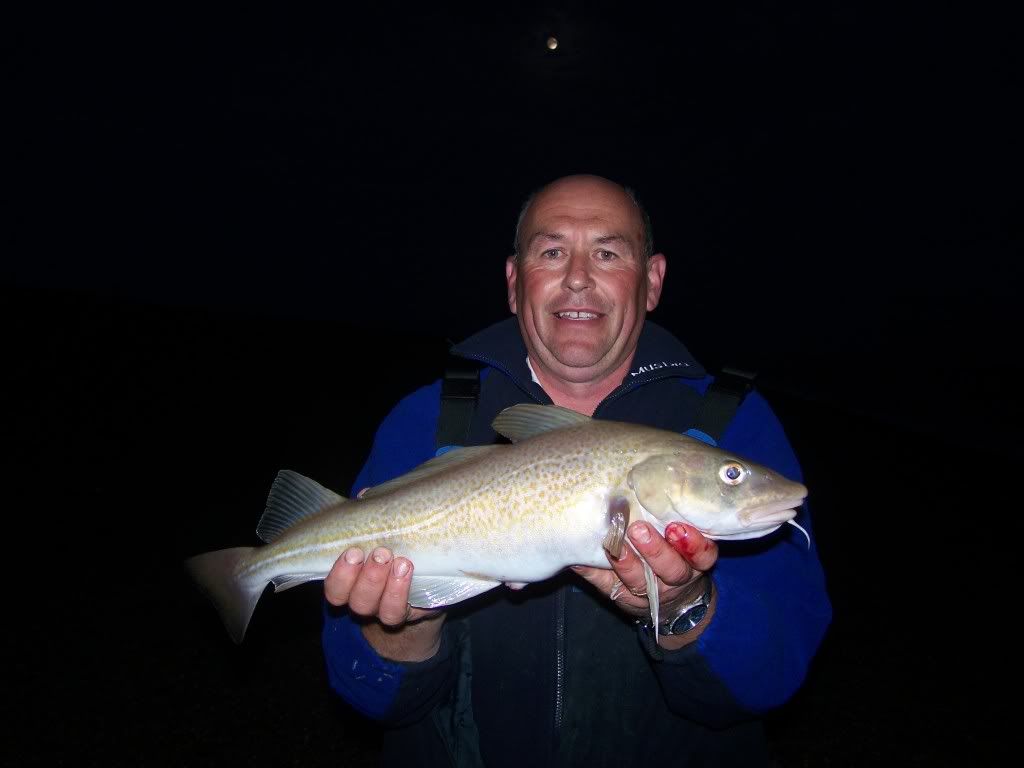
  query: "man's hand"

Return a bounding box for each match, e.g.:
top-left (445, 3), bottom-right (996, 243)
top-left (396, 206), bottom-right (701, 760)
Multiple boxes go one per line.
top-left (572, 521), bottom-right (718, 649)
top-left (325, 546), bottom-right (444, 662)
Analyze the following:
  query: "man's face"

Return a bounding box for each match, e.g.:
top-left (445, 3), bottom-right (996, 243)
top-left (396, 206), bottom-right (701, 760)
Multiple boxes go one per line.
top-left (506, 176), bottom-right (666, 387)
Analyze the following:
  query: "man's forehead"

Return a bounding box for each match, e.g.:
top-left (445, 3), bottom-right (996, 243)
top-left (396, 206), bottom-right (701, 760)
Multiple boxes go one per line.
top-left (524, 179), bottom-right (643, 239)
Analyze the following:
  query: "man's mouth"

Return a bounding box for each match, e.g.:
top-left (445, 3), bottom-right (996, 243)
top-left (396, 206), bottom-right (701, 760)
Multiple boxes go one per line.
top-left (554, 310), bottom-right (601, 320)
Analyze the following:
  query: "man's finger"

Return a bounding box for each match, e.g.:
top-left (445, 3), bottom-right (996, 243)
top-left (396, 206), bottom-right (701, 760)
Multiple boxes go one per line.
top-left (572, 565), bottom-right (649, 611)
top-left (378, 558), bottom-right (414, 626)
top-left (347, 547), bottom-right (393, 617)
top-left (626, 521), bottom-right (691, 586)
top-left (324, 547), bottom-right (365, 606)
top-left (571, 564), bottom-right (619, 597)
top-left (665, 522), bottom-right (719, 572)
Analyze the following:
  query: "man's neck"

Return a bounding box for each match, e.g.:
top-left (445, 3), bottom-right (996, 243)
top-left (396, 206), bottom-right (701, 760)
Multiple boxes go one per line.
top-left (527, 354), bottom-right (635, 416)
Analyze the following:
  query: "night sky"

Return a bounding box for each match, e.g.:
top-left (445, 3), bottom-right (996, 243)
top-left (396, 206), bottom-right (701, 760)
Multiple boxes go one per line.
top-left (5, 3), bottom-right (1019, 765)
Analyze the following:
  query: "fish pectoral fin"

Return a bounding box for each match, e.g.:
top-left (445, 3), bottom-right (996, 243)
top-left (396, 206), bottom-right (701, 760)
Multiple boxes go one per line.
top-left (408, 575), bottom-right (501, 608)
top-left (491, 404), bottom-right (590, 443)
top-left (358, 446), bottom-right (502, 499)
top-left (603, 496), bottom-right (630, 558)
top-left (270, 573), bottom-right (322, 592)
top-left (258, 470), bottom-right (346, 544)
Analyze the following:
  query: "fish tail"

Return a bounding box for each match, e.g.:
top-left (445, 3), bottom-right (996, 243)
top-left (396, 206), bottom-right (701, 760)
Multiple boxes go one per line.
top-left (185, 547), bottom-right (265, 644)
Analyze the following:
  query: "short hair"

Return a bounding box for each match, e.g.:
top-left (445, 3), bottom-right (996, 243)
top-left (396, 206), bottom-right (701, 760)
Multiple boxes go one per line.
top-left (512, 181), bottom-right (654, 264)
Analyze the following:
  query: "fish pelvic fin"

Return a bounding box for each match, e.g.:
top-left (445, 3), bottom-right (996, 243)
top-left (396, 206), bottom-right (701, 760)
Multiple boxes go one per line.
top-left (257, 470), bottom-right (346, 544)
top-left (184, 547), bottom-right (264, 644)
top-left (625, 537), bottom-right (662, 645)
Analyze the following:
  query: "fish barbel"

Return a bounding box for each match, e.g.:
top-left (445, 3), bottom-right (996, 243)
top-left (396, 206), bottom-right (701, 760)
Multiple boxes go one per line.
top-left (186, 404), bottom-right (808, 644)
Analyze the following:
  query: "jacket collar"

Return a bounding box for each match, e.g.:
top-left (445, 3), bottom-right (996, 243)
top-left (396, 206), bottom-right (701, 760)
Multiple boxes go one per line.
top-left (451, 317), bottom-right (706, 395)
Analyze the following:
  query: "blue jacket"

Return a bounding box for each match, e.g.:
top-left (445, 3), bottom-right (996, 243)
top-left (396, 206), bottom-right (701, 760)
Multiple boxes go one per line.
top-left (323, 318), bottom-right (832, 767)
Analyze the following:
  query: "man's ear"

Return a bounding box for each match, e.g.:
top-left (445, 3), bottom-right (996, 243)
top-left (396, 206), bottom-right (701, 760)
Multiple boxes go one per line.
top-left (505, 255), bottom-right (518, 314)
top-left (645, 253), bottom-right (667, 311)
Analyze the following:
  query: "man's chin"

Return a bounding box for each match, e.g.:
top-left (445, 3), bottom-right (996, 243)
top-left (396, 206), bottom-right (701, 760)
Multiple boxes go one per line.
top-left (548, 341), bottom-right (603, 366)
top-left (546, 349), bottom-right (615, 380)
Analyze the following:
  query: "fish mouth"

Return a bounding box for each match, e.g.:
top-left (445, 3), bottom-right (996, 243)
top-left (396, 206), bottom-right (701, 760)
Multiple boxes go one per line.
top-left (740, 500), bottom-right (803, 528)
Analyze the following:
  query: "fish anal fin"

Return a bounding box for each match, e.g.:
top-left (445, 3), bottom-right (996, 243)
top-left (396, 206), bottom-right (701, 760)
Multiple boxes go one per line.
top-left (491, 404), bottom-right (590, 443)
top-left (359, 446), bottom-right (501, 499)
top-left (270, 573), bottom-right (321, 592)
top-left (407, 575), bottom-right (501, 608)
top-left (257, 470), bottom-right (345, 544)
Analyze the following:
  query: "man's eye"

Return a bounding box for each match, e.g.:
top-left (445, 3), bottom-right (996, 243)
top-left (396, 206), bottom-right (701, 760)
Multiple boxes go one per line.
top-left (597, 250), bottom-right (618, 261)
top-left (542, 249), bottom-right (562, 259)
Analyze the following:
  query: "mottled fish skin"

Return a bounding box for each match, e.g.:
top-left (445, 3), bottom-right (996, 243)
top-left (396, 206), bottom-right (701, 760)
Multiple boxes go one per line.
top-left (185, 406), bottom-right (808, 643)
top-left (251, 421), bottom-right (672, 579)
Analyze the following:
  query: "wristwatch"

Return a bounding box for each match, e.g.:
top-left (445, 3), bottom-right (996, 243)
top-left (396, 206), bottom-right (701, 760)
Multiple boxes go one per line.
top-left (639, 576), bottom-right (714, 637)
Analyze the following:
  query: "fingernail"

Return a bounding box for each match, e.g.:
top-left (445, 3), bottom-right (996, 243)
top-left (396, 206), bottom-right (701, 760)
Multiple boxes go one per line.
top-left (344, 548), bottom-right (364, 565)
top-left (372, 547), bottom-right (392, 564)
top-left (630, 522), bottom-right (651, 544)
top-left (393, 559), bottom-right (410, 578)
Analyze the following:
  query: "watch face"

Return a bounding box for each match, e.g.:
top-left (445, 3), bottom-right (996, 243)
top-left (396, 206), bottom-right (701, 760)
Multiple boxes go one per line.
top-left (669, 603), bottom-right (708, 635)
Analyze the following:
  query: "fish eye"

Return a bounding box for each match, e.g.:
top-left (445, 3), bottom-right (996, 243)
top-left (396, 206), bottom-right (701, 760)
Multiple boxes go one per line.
top-left (719, 462), bottom-right (747, 486)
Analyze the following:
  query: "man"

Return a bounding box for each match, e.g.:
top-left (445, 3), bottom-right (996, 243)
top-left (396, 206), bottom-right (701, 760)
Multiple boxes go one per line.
top-left (322, 175), bottom-right (831, 766)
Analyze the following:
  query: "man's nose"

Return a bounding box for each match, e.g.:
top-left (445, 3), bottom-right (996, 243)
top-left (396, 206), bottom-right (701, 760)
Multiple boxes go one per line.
top-left (562, 252), bottom-right (594, 292)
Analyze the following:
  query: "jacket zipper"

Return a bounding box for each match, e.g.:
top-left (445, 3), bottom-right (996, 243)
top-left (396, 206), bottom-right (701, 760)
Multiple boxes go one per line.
top-left (455, 352), bottom-right (695, 747)
top-left (554, 586), bottom-right (566, 739)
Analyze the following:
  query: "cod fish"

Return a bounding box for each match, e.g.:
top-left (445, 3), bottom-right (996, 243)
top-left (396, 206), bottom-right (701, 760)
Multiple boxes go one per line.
top-left (186, 404), bottom-right (808, 644)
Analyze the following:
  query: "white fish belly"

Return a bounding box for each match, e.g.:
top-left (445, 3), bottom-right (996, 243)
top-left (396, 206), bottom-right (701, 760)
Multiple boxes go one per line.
top-left (406, 490), bottom-right (612, 582)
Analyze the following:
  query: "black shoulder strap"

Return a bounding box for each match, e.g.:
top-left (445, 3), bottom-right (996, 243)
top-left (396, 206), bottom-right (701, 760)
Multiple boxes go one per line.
top-left (435, 355), bottom-right (482, 450)
top-left (691, 366), bottom-right (757, 443)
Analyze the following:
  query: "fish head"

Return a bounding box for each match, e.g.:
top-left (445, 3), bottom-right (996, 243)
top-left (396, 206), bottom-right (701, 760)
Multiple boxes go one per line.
top-left (627, 442), bottom-right (808, 541)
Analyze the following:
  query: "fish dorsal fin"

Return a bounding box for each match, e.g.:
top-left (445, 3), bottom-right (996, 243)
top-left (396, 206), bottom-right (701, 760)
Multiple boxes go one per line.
top-left (358, 445), bottom-right (502, 500)
top-left (257, 470), bottom-right (345, 543)
top-left (491, 404), bottom-right (591, 443)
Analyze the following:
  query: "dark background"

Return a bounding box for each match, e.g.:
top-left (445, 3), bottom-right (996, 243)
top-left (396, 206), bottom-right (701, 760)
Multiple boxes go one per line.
top-left (5, 2), bottom-right (1020, 765)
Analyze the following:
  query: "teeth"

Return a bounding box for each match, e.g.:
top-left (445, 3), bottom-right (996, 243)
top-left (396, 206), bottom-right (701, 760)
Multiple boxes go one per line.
top-left (557, 311), bottom-right (598, 319)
